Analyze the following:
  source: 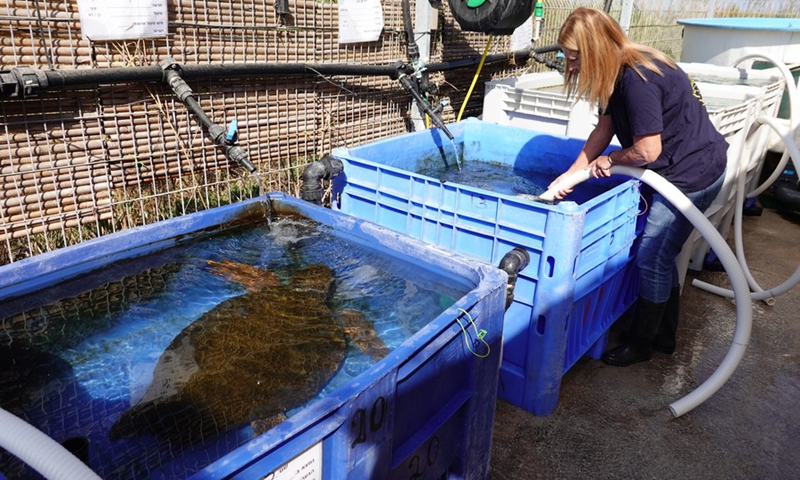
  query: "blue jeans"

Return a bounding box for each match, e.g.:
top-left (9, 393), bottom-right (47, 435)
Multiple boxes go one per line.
top-left (636, 170), bottom-right (726, 303)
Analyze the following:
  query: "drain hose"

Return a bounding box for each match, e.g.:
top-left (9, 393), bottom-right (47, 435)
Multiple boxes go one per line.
top-left (728, 52), bottom-right (800, 199)
top-left (498, 247), bottom-right (531, 308)
top-left (0, 407), bottom-right (101, 480)
top-left (693, 115), bottom-right (800, 303)
top-left (540, 166), bottom-right (752, 418)
top-left (690, 52), bottom-right (800, 303)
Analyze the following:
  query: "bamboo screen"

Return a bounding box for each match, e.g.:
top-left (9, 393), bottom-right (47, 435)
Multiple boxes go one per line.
top-left (1, 0), bottom-right (799, 266)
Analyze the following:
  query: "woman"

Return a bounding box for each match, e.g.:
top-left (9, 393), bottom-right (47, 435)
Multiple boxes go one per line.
top-left (550, 7), bottom-right (728, 366)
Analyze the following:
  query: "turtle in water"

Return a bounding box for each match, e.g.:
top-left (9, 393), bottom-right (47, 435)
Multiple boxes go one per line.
top-left (110, 260), bottom-right (389, 447)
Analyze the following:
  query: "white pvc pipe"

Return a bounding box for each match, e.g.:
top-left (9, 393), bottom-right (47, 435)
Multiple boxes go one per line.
top-left (693, 266), bottom-right (800, 301)
top-left (747, 115), bottom-right (800, 198)
top-left (538, 167), bottom-right (591, 202)
top-left (728, 52), bottom-right (799, 198)
top-left (540, 166), bottom-right (752, 418)
top-left (0, 407), bottom-right (102, 480)
top-left (692, 115), bottom-right (800, 303)
top-left (619, 0), bottom-right (634, 34)
top-left (533, 17), bottom-right (543, 44)
top-left (690, 53), bottom-right (800, 303)
top-left (748, 149), bottom-right (791, 198)
top-left (732, 114), bottom-right (773, 305)
top-left (732, 52), bottom-right (798, 123)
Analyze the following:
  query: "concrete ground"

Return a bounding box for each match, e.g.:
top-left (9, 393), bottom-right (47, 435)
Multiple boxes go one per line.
top-left (490, 206), bottom-right (800, 480)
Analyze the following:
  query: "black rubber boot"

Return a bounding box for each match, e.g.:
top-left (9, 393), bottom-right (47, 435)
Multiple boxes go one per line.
top-left (602, 296), bottom-right (668, 366)
top-left (653, 286), bottom-right (681, 354)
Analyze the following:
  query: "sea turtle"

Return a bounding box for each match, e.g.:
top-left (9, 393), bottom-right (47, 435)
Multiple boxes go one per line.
top-left (110, 260), bottom-right (389, 447)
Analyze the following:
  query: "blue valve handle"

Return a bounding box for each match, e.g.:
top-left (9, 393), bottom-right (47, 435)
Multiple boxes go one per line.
top-left (226, 119), bottom-right (238, 143)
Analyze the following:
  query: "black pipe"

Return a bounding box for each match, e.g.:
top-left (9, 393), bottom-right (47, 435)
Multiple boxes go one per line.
top-left (498, 247), bottom-right (530, 309)
top-left (161, 58), bottom-right (257, 174)
top-left (533, 52), bottom-right (565, 74)
top-left (401, 0), bottom-right (442, 136)
top-left (181, 63), bottom-right (399, 78)
top-left (47, 63), bottom-right (398, 88)
top-left (275, 0), bottom-right (290, 16)
top-left (1, 44), bottom-right (564, 99)
top-left (0, 63), bottom-right (401, 97)
top-left (184, 96), bottom-right (216, 130)
top-left (44, 66), bottom-right (164, 87)
top-left (395, 68), bottom-right (454, 140)
top-left (774, 179), bottom-right (800, 206)
top-left (0, 47), bottom-right (567, 142)
top-left (426, 45), bottom-right (560, 73)
top-left (300, 156), bottom-right (344, 204)
top-left (401, 0), bottom-right (420, 64)
top-left (531, 44), bottom-right (563, 55)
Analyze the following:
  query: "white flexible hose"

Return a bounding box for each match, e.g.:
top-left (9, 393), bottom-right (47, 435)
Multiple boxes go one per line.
top-left (747, 143), bottom-right (797, 199)
top-left (691, 52), bottom-right (800, 302)
top-left (728, 52), bottom-right (799, 198)
top-left (0, 407), bottom-right (102, 480)
top-left (732, 113), bottom-right (773, 305)
top-left (692, 114), bottom-right (800, 302)
top-left (747, 111), bottom-right (800, 199)
top-left (730, 53), bottom-right (798, 124)
top-left (540, 166), bottom-right (752, 418)
top-left (693, 266), bottom-right (800, 301)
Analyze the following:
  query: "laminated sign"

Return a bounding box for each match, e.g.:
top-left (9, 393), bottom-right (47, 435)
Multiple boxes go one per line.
top-left (77, 0), bottom-right (168, 41)
top-left (510, 18), bottom-right (533, 52)
top-left (338, 0), bottom-right (384, 44)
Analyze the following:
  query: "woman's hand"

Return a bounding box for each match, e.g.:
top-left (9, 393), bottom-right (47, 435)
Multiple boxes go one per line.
top-left (591, 155), bottom-right (614, 178)
top-left (547, 171), bottom-right (575, 199)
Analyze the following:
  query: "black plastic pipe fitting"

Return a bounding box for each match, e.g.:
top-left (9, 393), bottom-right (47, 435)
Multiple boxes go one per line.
top-left (300, 156), bottom-right (344, 204)
top-left (498, 247), bottom-right (531, 309)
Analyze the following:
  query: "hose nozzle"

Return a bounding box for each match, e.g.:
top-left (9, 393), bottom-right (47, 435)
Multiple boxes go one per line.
top-left (396, 71), bottom-right (454, 140)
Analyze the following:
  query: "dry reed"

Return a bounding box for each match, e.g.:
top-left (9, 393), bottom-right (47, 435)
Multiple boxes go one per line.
top-left (2, 0), bottom-right (800, 265)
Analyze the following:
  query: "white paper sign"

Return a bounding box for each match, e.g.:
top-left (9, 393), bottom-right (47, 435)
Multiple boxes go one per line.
top-left (510, 18), bottom-right (533, 52)
top-left (77, 0), bottom-right (168, 41)
top-left (263, 443), bottom-right (323, 480)
top-left (338, 0), bottom-right (384, 44)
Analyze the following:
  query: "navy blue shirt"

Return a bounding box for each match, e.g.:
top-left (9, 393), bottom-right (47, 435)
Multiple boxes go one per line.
top-left (604, 61), bottom-right (727, 193)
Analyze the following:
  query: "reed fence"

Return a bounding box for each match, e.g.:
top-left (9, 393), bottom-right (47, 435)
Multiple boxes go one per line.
top-left (1, 0), bottom-right (798, 265)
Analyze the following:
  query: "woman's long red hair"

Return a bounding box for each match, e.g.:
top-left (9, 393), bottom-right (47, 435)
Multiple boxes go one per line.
top-left (558, 7), bottom-right (677, 110)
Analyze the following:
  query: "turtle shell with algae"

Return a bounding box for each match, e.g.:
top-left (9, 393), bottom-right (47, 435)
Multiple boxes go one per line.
top-left (110, 262), bottom-right (359, 447)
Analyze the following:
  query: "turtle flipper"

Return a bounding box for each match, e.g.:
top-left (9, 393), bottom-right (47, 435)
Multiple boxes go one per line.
top-left (110, 398), bottom-right (217, 446)
top-left (336, 309), bottom-right (390, 362)
top-left (206, 260), bottom-right (279, 293)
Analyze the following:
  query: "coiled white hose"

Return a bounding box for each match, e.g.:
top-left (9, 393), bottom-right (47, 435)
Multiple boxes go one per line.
top-left (540, 166), bottom-right (753, 418)
top-left (692, 53), bottom-right (800, 302)
top-left (0, 407), bottom-right (102, 480)
top-left (693, 115), bottom-right (800, 302)
top-left (694, 267), bottom-right (800, 301)
top-left (729, 52), bottom-right (799, 199)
